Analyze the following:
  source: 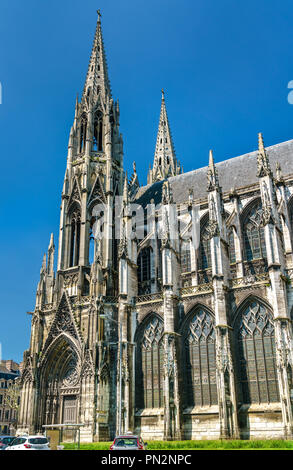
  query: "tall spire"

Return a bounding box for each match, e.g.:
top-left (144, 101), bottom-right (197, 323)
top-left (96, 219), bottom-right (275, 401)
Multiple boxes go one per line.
top-left (82, 10), bottom-right (111, 102)
top-left (148, 90), bottom-right (182, 184)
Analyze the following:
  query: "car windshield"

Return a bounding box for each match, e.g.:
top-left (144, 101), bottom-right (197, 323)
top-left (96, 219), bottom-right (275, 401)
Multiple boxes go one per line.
top-left (115, 438), bottom-right (137, 447)
top-left (28, 438), bottom-right (48, 445)
top-left (2, 438), bottom-right (14, 444)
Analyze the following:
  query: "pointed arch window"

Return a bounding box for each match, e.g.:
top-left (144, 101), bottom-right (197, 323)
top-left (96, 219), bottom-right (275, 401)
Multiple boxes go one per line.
top-left (200, 220), bottom-right (211, 270)
top-left (243, 201), bottom-right (267, 261)
top-left (93, 110), bottom-right (103, 152)
top-left (79, 114), bottom-right (87, 153)
top-left (228, 227), bottom-right (236, 264)
top-left (138, 247), bottom-right (151, 294)
top-left (69, 209), bottom-right (81, 267)
top-left (180, 239), bottom-right (191, 273)
top-left (183, 308), bottom-right (217, 407)
top-left (234, 300), bottom-right (279, 404)
top-left (135, 316), bottom-right (164, 409)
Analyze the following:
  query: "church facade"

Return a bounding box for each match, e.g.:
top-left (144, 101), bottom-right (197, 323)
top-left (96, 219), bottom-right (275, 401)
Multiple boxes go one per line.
top-left (17, 13), bottom-right (293, 442)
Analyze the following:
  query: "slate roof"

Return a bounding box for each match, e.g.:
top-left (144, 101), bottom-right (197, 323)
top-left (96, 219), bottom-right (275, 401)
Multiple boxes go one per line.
top-left (135, 139), bottom-right (293, 207)
top-left (0, 364), bottom-right (19, 380)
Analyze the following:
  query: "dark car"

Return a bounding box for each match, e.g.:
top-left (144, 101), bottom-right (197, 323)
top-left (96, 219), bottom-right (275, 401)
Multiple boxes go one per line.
top-left (110, 433), bottom-right (147, 450)
top-left (0, 436), bottom-right (15, 450)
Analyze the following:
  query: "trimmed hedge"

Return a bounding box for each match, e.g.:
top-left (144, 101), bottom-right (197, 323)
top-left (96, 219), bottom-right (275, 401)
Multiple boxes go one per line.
top-left (62, 439), bottom-right (293, 450)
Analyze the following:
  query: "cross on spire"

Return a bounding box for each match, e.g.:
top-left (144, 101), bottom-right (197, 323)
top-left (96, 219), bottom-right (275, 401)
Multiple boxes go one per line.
top-left (82, 9), bottom-right (111, 101)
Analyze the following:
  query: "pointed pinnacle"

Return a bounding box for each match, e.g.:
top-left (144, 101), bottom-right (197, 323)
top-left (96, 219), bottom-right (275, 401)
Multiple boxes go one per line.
top-left (209, 149), bottom-right (214, 168)
top-left (257, 132), bottom-right (272, 177)
top-left (48, 233), bottom-right (54, 250)
top-left (258, 132), bottom-right (265, 154)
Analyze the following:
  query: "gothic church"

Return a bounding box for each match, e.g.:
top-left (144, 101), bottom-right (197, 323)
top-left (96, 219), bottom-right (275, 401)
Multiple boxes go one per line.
top-left (17, 12), bottom-right (293, 441)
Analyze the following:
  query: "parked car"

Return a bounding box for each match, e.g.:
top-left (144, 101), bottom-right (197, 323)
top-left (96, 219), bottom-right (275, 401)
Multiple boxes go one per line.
top-left (5, 435), bottom-right (50, 450)
top-left (110, 433), bottom-right (147, 450)
top-left (0, 436), bottom-right (15, 450)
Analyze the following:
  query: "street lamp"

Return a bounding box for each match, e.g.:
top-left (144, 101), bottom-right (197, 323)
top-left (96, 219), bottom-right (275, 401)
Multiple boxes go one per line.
top-left (99, 313), bottom-right (123, 436)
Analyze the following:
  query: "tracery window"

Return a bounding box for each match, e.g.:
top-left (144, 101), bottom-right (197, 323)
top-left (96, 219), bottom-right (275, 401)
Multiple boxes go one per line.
top-left (243, 201), bottom-right (267, 261)
top-left (181, 239), bottom-right (191, 273)
top-left (200, 221), bottom-right (211, 270)
top-left (69, 209), bottom-right (81, 267)
top-left (234, 300), bottom-right (279, 404)
top-left (93, 111), bottom-right (103, 152)
top-left (135, 316), bottom-right (164, 409)
top-left (137, 247), bottom-right (151, 294)
top-left (183, 308), bottom-right (217, 407)
top-left (228, 227), bottom-right (236, 264)
top-left (79, 114), bottom-right (87, 153)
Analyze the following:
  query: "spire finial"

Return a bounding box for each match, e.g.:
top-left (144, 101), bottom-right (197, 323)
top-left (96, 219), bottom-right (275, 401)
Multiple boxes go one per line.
top-left (82, 9), bottom-right (111, 101)
top-left (161, 88), bottom-right (165, 99)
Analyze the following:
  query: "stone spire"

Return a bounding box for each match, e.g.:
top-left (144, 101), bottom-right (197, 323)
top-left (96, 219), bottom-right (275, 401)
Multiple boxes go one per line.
top-left (207, 149), bottom-right (219, 192)
top-left (148, 90), bottom-right (182, 184)
top-left (82, 10), bottom-right (111, 102)
top-left (257, 133), bottom-right (272, 177)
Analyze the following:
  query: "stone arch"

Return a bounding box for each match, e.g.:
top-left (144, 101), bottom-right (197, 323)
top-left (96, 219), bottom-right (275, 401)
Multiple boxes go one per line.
top-left (134, 313), bottom-right (164, 410)
top-left (240, 197), bottom-right (267, 262)
top-left (232, 296), bottom-right (279, 405)
top-left (38, 333), bottom-right (81, 427)
top-left (180, 304), bottom-right (217, 408)
top-left (199, 211), bottom-right (211, 274)
top-left (66, 201), bottom-right (82, 267)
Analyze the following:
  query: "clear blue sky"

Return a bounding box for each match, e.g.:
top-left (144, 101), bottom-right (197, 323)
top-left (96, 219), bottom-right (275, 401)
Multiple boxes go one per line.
top-left (1, 0), bottom-right (293, 363)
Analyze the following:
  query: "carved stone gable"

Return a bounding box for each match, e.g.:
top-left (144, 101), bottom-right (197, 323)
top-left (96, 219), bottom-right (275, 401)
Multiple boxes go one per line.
top-left (42, 293), bottom-right (80, 353)
top-left (88, 174), bottom-right (106, 206)
top-left (68, 177), bottom-right (82, 208)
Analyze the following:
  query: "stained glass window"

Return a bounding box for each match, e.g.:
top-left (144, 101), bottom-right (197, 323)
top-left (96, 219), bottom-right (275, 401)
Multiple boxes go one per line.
top-left (136, 316), bottom-right (164, 409)
top-left (243, 201), bottom-right (267, 261)
top-left (184, 308), bottom-right (218, 407)
top-left (228, 228), bottom-right (236, 264)
top-left (234, 300), bottom-right (279, 404)
top-left (200, 222), bottom-right (211, 269)
top-left (181, 240), bottom-right (191, 273)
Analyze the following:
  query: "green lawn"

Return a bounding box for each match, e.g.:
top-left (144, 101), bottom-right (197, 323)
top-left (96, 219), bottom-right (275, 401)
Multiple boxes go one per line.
top-left (62, 439), bottom-right (293, 450)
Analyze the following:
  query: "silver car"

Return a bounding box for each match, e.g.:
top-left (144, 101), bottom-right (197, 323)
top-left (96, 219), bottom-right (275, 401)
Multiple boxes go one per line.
top-left (5, 435), bottom-right (50, 450)
top-left (110, 434), bottom-right (147, 450)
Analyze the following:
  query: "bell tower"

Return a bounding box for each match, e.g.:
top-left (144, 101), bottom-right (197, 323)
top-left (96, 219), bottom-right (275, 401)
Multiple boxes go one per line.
top-left (57, 10), bottom-right (123, 297)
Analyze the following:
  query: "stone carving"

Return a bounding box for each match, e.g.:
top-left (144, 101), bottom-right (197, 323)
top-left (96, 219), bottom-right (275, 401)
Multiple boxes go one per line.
top-left (185, 309), bottom-right (215, 344)
top-left (141, 317), bottom-right (163, 350)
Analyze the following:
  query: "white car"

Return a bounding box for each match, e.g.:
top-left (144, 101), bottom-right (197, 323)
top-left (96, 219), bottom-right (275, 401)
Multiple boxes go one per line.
top-left (5, 435), bottom-right (50, 450)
